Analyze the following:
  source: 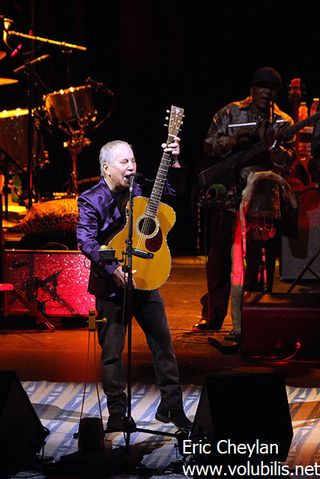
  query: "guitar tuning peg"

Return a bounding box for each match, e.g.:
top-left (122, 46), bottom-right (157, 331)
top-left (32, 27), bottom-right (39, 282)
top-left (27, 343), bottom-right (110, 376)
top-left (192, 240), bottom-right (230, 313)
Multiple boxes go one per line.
top-left (166, 109), bottom-right (170, 113)
top-left (165, 116), bottom-right (169, 121)
top-left (164, 123), bottom-right (168, 127)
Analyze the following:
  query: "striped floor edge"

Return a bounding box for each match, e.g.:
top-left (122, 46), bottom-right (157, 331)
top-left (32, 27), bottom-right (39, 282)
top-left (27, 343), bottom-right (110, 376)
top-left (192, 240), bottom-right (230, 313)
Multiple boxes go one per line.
top-left (16, 381), bottom-right (320, 477)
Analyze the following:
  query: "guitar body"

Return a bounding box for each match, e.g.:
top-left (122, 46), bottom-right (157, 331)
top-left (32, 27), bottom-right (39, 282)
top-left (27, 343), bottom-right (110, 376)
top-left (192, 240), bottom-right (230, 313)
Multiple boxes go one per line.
top-left (107, 196), bottom-right (176, 290)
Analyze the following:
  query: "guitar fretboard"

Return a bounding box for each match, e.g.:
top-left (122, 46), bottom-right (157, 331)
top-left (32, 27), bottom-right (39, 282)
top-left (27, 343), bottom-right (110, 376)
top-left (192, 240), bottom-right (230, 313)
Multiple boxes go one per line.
top-left (146, 152), bottom-right (172, 217)
top-left (198, 110), bottom-right (320, 188)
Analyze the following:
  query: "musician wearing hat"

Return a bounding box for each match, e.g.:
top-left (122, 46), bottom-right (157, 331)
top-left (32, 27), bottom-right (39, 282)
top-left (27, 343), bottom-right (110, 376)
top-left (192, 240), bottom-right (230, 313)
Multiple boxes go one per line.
top-left (193, 66), bottom-right (296, 342)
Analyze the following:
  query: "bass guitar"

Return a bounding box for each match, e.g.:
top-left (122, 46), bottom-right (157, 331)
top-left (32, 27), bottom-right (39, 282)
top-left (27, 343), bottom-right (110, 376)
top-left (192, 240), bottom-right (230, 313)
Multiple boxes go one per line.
top-left (107, 105), bottom-right (184, 291)
top-left (198, 110), bottom-right (320, 189)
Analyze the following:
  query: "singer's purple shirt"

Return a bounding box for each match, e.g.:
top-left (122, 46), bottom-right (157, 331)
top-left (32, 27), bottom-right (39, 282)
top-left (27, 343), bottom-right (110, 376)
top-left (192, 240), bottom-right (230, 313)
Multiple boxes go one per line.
top-left (76, 172), bottom-right (184, 299)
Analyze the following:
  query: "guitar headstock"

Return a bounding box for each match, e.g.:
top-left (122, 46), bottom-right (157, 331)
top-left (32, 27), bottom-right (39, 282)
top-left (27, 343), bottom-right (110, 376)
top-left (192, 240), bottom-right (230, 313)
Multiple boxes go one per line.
top-left (165, 105), bottom-right (184, 137)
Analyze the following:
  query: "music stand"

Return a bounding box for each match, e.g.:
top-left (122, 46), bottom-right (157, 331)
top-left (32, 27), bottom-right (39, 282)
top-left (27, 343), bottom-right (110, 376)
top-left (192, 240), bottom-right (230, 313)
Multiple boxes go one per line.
top-left (287, 247), bottom-right (320, 293)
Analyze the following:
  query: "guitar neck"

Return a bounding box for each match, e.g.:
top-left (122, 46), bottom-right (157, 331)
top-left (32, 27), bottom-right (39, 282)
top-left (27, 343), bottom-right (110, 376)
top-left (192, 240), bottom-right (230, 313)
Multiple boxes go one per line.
top-left (279, 110), bottom-right (320, 140)
top-left (144, 105), bottom-right (184, 214)
top-left (199, 141), bottom-right (264, 187)
top-left (199, 110), bottom-right (320, 188)
top-left (146, 135), bottom-right (175, 217)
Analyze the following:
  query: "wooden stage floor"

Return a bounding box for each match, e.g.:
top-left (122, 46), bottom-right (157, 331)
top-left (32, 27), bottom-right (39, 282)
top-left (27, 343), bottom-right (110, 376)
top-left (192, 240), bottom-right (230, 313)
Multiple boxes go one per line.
top-left (1, 256), bottom-right (320, 389)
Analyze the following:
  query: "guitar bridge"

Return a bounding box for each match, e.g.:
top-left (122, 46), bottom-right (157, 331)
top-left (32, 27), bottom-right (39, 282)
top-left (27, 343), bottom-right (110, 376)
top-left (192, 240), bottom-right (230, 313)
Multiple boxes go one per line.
top-left (132, 248), bottom-right (154, 259)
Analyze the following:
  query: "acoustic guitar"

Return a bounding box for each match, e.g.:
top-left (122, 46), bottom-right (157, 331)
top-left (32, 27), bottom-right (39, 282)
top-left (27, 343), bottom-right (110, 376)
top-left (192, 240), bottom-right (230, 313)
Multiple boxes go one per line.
top-left (107, 105), bottom-right (184, 291)
top-left (198, 110), bottom-right (320, 190)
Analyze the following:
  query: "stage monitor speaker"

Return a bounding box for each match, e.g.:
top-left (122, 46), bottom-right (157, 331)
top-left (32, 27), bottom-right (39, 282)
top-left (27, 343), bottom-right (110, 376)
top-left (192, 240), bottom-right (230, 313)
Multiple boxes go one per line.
top-left (0, 370), bottom-right (49, 475)
top-left (4, 249), bottom-right (95, 317)
top-left (281, 188), bottom-right (320, 280)
top-left (190, 372), bottom-right (293, 465)
top-left (241, 292), bottom-right (320, 359)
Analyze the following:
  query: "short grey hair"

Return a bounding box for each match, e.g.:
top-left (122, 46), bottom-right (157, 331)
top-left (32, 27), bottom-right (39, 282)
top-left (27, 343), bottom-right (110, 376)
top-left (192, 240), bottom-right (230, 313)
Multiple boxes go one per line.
top-left (99, 140), bottom-right (131, 175)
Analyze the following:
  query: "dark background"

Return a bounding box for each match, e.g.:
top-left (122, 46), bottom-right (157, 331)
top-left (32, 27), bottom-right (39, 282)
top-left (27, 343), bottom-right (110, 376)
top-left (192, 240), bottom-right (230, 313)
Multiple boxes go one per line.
top-left (0, 0), bottom-right (319, 254)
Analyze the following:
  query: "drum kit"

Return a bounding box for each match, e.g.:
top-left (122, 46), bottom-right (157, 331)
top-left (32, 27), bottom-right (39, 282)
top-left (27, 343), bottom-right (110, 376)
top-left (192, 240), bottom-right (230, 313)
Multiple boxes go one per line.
top-left (0, 20), bottom-right (115, 218)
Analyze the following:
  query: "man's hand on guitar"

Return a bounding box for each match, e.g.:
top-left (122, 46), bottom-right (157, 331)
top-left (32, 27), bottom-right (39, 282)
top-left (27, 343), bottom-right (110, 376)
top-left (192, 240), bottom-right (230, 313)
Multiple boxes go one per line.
top-left (162, 136), bottom-right (181, 167)
top-left (257, 119), bottom-right (276, 149)
top-left (228, 128), bottom-right (254, 149)
top-left (112, 265), bottom-right (137, 289)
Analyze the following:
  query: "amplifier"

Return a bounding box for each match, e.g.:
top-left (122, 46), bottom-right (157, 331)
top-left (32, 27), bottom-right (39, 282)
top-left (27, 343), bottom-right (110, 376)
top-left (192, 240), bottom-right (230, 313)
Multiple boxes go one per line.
top-left (3, 250), bottom-right (95, 317)
top-left (281, 188), bottom-right (320, 280)
top-left (241, 292), bottom-right (320, 359)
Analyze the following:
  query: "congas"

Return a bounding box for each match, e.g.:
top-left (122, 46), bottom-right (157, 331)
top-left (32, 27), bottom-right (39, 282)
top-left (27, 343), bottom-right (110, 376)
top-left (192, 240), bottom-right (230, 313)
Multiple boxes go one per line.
top-left (240, 170), bottom-right (297, 242)
top-left (0, 108), bottom-right (43, 172)
top-left (44, 85), bottom-right (97, 128)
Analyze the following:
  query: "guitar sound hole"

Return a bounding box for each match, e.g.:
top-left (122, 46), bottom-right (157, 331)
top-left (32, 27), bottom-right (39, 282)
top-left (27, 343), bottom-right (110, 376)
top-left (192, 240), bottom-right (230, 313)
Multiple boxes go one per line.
top-left (138, 217), bottom-right (156, 236)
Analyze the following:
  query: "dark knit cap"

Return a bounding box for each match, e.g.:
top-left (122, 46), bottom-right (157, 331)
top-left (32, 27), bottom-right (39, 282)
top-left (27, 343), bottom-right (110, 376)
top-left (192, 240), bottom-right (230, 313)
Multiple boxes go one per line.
top-left (251, 66), bottom-right (282, 91)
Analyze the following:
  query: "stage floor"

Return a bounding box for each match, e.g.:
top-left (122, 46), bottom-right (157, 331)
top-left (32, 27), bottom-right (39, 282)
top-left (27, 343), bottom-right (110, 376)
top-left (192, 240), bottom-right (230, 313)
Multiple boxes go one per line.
top-left (1, 256), bottom-right (320, 478)
top-left (1, 256), bottom-right (320, 387)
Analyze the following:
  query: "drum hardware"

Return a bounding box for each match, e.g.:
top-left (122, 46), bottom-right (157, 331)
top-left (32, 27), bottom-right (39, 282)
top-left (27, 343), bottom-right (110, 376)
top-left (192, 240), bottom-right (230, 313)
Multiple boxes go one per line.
top-left (3, 17), bottom-right (87, 52)
top-left (0, 77), bottom-right (18, 85)
top-left (2, 17), bottom-right (88, 201)
top-left (0, 107), bottom-right (46, 213)
top-left (85, 77), bottom-right (116, 131)
top-left (63, 131), bottom-right (92, 197)
top-left (43, 84), bottom-right (97, 197)
top-left (44, 79), bottom-right (115, 197)
top-left (0, 148), bottom-right (14, 220)
top-left (44, 85), bottom-right (97, 134)
top-left (13, 54), bottom-right (50, 75)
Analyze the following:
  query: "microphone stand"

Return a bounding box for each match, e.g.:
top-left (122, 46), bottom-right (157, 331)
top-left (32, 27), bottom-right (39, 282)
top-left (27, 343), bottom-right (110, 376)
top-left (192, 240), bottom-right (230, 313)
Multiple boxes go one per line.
top-left (122, 175), bottom-right (136, 440)
top-left (115, 176), bottom-right (188, 451)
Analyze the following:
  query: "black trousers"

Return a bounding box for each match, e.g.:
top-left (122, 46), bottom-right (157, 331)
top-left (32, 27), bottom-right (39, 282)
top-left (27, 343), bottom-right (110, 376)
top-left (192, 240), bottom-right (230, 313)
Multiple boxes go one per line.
top-left (96, 289), bottom-right (183, 415)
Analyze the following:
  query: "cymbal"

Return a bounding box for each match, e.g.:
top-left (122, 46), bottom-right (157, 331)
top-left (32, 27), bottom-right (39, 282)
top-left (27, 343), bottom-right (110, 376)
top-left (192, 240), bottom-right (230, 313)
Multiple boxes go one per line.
top-left (0, 78), bottom-right (18, 86)
top-left (0, 51), bottom-right (7, 61)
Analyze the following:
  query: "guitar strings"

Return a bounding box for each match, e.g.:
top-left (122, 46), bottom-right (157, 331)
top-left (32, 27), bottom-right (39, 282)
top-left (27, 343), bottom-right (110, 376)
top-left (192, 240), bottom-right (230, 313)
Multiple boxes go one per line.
top-left (200, 114), bottom-right (319, 188)
top-left (200, 142), bottom-right (263, 186)
top-left (135, 155), bottom-right (171, 251)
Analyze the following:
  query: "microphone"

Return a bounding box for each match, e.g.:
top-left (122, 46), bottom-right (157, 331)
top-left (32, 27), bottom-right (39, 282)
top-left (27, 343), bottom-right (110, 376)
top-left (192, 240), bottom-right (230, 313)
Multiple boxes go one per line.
top-left (13, 54), bottom-right (50, 74)
top-left (128, 173), bottom-right (136, 191)
top-left (86, 77), bottom-right (115, 97)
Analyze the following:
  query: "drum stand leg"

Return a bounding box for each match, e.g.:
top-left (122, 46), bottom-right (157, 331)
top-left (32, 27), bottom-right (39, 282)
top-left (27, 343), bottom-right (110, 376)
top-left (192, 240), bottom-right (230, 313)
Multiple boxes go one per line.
top-left (70, 148), bottom-right (79, 197)
top-left (65, 131), bottom-right (91, 197)
top-left (0, 148), bottom-right (13, 220)
top-left (261, 246), bottom-right (268, 292)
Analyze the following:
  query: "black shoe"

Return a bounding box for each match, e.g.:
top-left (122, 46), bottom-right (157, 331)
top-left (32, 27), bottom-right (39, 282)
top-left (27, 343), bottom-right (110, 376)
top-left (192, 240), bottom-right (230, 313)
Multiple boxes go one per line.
top-left (208, 336), bottom-right (240, 354)
top-left (224, 330), bottom-right (241, 343)
top-left (155, 407), bottom-right (192, 430)
top-left (105, 413), bottom-right (126, 432)
top-left (192, 319), bottom-right (215, 332)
